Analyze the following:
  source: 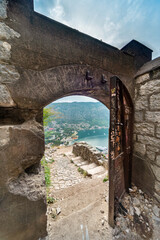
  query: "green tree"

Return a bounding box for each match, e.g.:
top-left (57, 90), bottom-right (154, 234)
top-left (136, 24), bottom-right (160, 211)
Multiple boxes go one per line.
top-left (43, 107), bottom-right (61, 126)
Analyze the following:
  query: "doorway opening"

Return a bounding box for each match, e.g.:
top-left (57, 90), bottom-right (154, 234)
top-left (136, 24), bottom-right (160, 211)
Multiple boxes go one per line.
top-left (42, 95), bottom-right (112, 239)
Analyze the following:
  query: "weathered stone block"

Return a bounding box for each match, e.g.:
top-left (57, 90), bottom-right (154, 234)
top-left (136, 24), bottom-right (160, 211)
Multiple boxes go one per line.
top-left (134, 142), bottom-right (146, 156)
top-left (0, 64), bottom-right (20, 83)
top-left (136, 73), bottom-right (150, 84)
top-left (133, 134), bottom-right (137, 141)
top-left (134, 111), bottom-right (144, 122)
top-left (152, 68), bottom-right (160, 79)
top-left (156, 155), bottom-right (160, 167)
top-left (154, 192), bottom-right (160, 203)
top-left (156, 123), bottom-right (160, 139)
top-left (146, 150), bottom-right (156, 161)
top-left (135, 96), bottom-right (148, 110)
top-left (0, 123), bottom-right (44, 180)
top-left (151, 164), bottom-right (160, 182)
top-left (0, 84), bottom-right (15, 107)
top-left (134, 88), bottom-right (138, 100)
top-left (150, 93), bottom-right (160, 110)
top-left (137, 135), bottom-right (160, 148)
top-left (0, 0), bottom-right (7, 20)
top-left (134, 123), bottom-right (155, 136)
top-left (145, 111), bottom-right (160, 123)
top-left (147, 145), bottom-right (160, 153)
top-left (155, 181), bottom-right (160, 195)
top-left (0, 22), bottom-right (20, 40)
top-left (0, 41), bottom-right (11, 62)
top-left (0, 126), bottom-right (10, 147)
top-left (139, 79), bottom-right (160, 96)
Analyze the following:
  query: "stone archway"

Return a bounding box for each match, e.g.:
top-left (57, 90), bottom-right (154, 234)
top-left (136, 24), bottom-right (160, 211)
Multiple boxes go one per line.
top-left (0, 63), bottom-right (133, 240)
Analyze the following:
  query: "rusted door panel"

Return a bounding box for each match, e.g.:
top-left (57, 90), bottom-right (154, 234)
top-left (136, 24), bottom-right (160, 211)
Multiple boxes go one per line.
top-left (122, 87), bottom-right (133, 189)
top-left (114, 153), bottom-right (125, 199)
top-left (108, 76), bottom-right (133, 227)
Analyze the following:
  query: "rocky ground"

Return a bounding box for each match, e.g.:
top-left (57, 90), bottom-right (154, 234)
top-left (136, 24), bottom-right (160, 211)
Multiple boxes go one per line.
top-left (113, 186), bottom-right (160, 240)
top-left (45, 145), bottom-right (112, 240)
top-left (44, 145), bottom-right (160, 240)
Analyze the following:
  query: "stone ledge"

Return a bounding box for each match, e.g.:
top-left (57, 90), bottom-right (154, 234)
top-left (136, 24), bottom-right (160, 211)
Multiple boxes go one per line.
top-left (135, 57), bottom-right (160, 78)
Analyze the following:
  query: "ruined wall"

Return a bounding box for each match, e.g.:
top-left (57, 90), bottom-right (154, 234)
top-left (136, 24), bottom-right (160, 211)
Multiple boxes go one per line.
top-left (133, 57), bottom-right (160, 203)
top-left (73, 142), bottom-right (108, 168)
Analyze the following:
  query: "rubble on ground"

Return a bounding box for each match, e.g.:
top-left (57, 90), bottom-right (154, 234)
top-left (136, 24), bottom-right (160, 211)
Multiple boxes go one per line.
top-left (113, 185), bottom-right (160, 240)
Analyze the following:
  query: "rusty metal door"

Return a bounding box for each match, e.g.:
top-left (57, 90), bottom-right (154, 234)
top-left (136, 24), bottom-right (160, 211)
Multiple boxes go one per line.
top-left (108, 76), bottom-right (133, 227)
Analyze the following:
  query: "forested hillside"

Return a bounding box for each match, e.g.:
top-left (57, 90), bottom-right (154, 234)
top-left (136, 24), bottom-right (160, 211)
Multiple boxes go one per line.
top-left (48, 102), bottom-right (109, 127)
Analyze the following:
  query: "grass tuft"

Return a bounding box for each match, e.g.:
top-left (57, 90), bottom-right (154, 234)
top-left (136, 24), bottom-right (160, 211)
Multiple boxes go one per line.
top-left (47, 196), bottom-right (55, 204)
top-left (103, 175), bottom-right (109, 182)
top-left (41, 157), bottom-right (51, 187)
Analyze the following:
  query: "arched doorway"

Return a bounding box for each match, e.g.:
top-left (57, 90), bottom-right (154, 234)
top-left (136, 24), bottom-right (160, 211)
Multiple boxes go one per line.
top-left (39, 67), bottom-right (133, 229)
top-left (43, 95), bottom-right (111, 239)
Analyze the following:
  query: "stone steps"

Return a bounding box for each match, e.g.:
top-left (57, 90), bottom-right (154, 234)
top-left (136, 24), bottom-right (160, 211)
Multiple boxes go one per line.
top-left (87, 165), bottom-right (106, 176)
top-left (65, 152), bottom-right (74, 158)
top-left (76, 161), bottom-right (89, 167)
top-left (67, 151), bottom-right (108, 178)
top-left (80, 162), bottom-right (97, 171)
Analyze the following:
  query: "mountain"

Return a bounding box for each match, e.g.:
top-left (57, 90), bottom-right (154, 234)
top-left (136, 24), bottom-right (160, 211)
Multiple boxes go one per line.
top-left (48, 102), bottom-right (110, 127)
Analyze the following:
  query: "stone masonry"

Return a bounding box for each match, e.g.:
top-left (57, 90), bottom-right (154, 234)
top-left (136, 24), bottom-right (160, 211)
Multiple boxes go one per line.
top-left (0, 0), bottom-right (20, 107)
top-left (133, 57), bottom-right (160, 203)
top-left (0, 0), bottom-right (159, 239)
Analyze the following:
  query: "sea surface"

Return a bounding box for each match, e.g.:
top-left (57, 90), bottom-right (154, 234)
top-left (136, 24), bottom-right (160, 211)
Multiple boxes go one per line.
top-left (74, 128), bottom-right (109, 151)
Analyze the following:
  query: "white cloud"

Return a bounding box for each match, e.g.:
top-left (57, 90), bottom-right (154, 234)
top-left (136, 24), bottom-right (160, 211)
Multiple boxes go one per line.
top-left (49, 0), bottom-right (69, 25)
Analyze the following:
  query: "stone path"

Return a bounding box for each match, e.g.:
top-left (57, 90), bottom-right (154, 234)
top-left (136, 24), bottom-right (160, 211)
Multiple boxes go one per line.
top-left (45, 145), bottom-right (112, 240)
top-left (46, 146), bottom-right (86, 191)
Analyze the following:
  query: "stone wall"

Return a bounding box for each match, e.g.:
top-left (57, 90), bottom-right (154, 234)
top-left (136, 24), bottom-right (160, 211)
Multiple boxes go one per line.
top-left (0, 0), bottom-right (20, 107)
top-left (0, 1), bottom-right (47, 239)
top-left (73, 142), bottom-right (108, 168)
top-left (133, 57), bottom-right (160, 203)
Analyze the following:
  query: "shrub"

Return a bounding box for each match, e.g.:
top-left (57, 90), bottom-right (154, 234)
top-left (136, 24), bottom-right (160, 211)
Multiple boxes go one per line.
top-left (103, 175), bottom-right (109, 182)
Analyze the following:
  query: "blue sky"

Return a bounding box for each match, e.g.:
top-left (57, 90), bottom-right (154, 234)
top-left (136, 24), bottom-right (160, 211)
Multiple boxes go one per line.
top-left (34, 0), bottom-right (160, 102)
